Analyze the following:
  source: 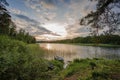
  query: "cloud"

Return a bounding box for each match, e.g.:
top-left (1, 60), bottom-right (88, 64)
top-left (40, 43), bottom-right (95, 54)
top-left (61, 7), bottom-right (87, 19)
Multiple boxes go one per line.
top-left (9, 8), bottom-right (27, 16)
top-left (8, 7), bottom-right (59, 39)
top-left (60, 0), bottom-right (97, 38)
top-left (24, 0), bottom-right (57, 22)
top-left (7, 0), bottom-right (98, 40)
top-left (12, 13), bottom-right (60, 37)
top-left (15, 14), bottom-right (39, 24)
top-left (61, 0), bottom-right (71, 4)
top-left (65, 20), bottom-right (90, 38)
top-left (43, 12), bottom-right (56, 20)
top-left (13, 17), bottom-right (50, 34)
top-left (25, 0), bottom-right (57, 11)
top-left (40, 1), bottom-right (56, 10)
top-left (68, 0), bottom-right (96, 17)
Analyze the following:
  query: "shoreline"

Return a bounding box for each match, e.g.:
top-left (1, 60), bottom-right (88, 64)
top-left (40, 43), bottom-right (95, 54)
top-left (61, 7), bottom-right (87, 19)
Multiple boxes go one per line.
top-left (39, 42), bottom-right (120, 48)
top-left (73, 43), bottom-right (120, 48)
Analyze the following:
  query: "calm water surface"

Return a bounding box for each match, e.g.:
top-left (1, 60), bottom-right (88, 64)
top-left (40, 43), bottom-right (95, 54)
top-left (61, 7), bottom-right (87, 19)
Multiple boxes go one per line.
top-left (39, 43), bottom-right (120, 62)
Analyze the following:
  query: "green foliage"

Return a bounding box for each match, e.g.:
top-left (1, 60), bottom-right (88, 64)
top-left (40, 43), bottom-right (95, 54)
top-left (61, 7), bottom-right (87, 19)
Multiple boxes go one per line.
top-left (74, 59), bottom-right (81, 63)
top-left (91, 71), bottom-right (109, 80)
top-left (0, 35), bottom-right (54, 80)
top-left (50, 60), bottom-right (64, 75)
top-left (14, 29), bottom-right (36, 43)
top-left (89, 62), bottom-right (97, 70)
top-left (59, 59), bottom-right (120, 80)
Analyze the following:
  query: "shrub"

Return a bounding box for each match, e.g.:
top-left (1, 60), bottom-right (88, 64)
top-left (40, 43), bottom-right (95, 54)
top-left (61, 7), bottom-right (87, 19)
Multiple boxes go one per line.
top-left (0, 35), bottom-right (54, 80)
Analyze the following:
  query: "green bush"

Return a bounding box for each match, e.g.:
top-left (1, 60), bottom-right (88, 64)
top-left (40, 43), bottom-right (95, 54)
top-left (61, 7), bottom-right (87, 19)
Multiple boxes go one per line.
top-left (0, 35), bottom-right (54, 80)
top-left (50, 60), bottom-right (64, 73)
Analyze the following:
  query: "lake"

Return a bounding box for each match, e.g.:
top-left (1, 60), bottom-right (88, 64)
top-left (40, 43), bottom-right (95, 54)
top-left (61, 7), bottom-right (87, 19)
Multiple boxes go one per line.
top-left (39, 43), bottom-right (120, 62)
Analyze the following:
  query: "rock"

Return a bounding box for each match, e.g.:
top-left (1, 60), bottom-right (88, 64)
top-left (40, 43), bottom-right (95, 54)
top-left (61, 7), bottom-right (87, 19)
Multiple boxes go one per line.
top-left (48, 63), bottom-right (54, 70)
top-left (64, 61), bottom-right (71, 69)
top-left (54, 56), bottom-right (64, 62)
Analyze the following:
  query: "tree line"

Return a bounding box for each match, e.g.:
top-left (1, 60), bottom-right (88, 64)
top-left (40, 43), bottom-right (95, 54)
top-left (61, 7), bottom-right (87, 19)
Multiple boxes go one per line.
top-left (0, 0), bottom-right (36, 43)
top-left (49, 35), bottom-right (120, 45)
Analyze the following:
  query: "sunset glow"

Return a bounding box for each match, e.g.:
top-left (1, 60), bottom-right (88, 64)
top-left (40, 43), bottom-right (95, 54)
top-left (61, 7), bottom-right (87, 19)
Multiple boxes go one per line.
top-left (7, 0), bottom-right (97, 40)
top-left (46, 44), bottom-right (52, 50)
top-left (43, 23), bottom-right (67, 37)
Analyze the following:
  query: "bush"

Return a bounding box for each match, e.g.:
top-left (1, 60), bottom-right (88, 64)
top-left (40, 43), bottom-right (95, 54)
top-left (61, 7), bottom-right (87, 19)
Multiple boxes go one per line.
top-left (50, 60), bottom-right (64, 73)
top-left (0, 35), bottom-right (54, 80)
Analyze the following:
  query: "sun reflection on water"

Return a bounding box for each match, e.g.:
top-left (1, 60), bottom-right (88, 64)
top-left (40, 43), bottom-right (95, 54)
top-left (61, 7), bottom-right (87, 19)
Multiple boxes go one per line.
top-left (46, 44), bottom-right (51, 50)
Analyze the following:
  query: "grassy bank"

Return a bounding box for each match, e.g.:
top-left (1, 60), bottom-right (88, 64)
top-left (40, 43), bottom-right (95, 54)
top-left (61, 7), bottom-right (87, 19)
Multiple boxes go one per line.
top-left (58, 58), bottom-right (120, 80)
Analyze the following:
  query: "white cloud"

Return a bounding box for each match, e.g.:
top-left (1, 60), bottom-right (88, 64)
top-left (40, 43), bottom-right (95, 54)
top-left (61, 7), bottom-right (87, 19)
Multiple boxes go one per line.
top-left (9, 8), bottom-right (27, 16)
top-left (25, 0), bottom-right (56, 13)
top-left (69, 0), bottom-right (96, 17)
top-left (65, 20), bottom-right (90, 38)
top-left (40, 1), bottom-right (56, 10)
top-left (44, 12), bottom-right (56, 20)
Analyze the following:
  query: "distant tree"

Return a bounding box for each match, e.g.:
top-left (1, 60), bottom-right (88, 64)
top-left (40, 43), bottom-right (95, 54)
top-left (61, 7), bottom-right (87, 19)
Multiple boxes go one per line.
top-left (9, 21), bottom-right (17, 37)
top-left (80, 0), bottom-right (120, 35)
top-left (15, 29), bottom-right (36, 43)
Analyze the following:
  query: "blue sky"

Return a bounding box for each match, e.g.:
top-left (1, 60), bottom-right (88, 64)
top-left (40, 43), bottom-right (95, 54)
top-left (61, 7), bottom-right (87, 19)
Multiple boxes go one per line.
top-left (6, 0), bottom-right (96, 41)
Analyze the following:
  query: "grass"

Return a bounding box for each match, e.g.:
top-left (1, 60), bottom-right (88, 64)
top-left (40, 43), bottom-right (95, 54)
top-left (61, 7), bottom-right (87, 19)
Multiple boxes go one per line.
top-left (58, 58), bottom-right (120, 80)
top-left (26, 44), bottom-right (45, 58)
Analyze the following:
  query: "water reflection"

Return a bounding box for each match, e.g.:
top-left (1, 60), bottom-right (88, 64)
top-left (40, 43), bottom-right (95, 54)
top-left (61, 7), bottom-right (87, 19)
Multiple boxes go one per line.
top-left (40, 43), bottom-right (120, 62)
top-left (46, 44), bottom-right (52, 50)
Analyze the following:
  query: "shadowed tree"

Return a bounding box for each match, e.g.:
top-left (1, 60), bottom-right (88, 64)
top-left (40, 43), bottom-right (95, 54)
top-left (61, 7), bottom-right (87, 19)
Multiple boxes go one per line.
top-left (9, 21), bottom-right (17, 37)
top-left (0, 0), bottom-right (36, 43)
top-left (0, 0), bottom-right (12, 35)
top-left (80, 0), bottom-right (120, 35)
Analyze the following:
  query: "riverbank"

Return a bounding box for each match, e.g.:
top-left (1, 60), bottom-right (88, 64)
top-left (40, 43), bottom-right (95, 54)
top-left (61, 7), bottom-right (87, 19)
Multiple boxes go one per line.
top-left (73, 43), bottom-right (120, 48)
top-left (58, 58), bottom-right (120, 80)
top-left (0, 36), bottom-right (120, 80)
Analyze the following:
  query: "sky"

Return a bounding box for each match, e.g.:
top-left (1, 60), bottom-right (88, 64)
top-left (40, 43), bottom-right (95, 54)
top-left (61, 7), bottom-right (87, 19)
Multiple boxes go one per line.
top-left (6, 0), bottom-right (97, 41)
